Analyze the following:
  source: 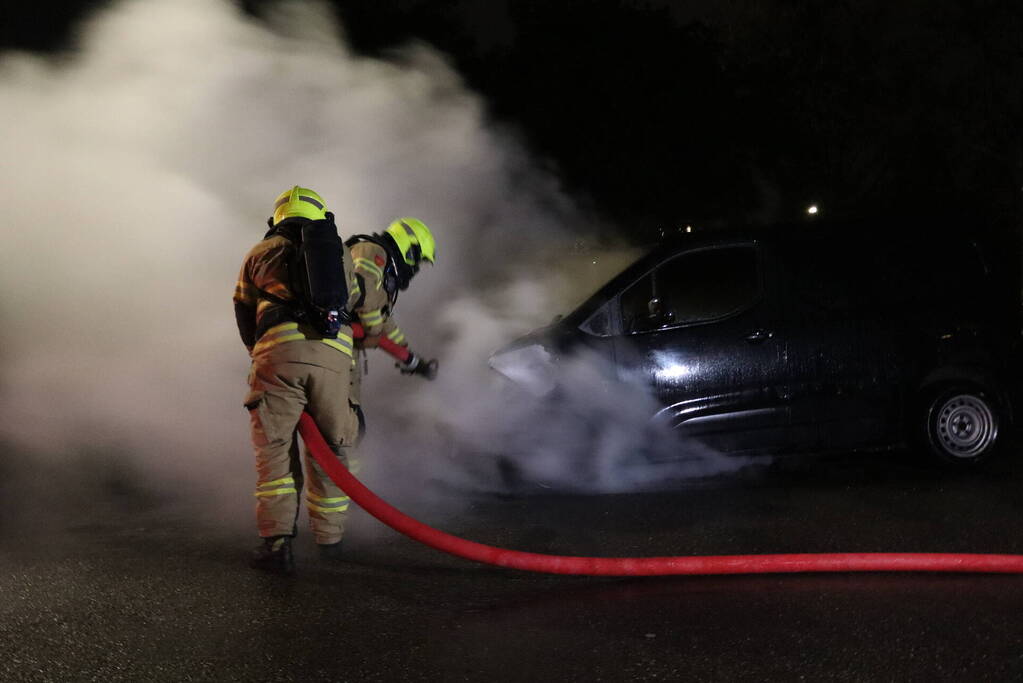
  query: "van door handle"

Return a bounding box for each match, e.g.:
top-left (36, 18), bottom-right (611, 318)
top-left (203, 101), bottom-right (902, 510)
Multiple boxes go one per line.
top-left (745, 329), bottom-right (773, 344)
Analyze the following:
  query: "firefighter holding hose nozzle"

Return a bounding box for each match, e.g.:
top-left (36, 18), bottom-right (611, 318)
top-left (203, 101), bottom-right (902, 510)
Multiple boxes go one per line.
top-left (233, 186), bottom-right (362, 575)
top-left (346, 218), bottom-right (438, 424)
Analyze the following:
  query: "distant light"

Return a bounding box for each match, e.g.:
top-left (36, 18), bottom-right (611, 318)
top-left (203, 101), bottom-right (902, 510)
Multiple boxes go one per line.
top-left (807, 205), bottom-right (819, 215)
top-left (685, 225), bottom-right (693, 233)
top-left (592, 260), bottom-right (597, 265)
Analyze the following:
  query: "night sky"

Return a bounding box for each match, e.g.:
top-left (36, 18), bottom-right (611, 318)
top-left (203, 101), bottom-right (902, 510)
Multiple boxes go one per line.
top-left (7, 0), bottom-right (1023, 258)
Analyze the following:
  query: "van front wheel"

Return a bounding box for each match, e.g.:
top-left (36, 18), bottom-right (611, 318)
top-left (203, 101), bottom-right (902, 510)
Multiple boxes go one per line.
top-left (923, 388), bottom-right (1001, 465)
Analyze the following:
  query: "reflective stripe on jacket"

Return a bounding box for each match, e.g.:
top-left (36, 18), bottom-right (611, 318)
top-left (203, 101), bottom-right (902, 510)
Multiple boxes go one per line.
top-left (349, 240), bottom-right (409, 349)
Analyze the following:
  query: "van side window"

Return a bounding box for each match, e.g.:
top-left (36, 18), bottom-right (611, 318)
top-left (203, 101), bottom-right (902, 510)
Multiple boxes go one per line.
top-left (783, 236), bottom-right (991, 320)
top-left (580, 304), bottom-right (611, 337)
top-left (784, 240), bottom-right (862, 317)
top-left (621, 246), bottom-right (759, 334)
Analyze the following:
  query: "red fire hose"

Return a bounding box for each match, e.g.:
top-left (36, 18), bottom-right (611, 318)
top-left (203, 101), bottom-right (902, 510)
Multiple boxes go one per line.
top-left (350, 322), bottom-right (410, 363)
top-left (298, 412), bottom-right (1023, 576)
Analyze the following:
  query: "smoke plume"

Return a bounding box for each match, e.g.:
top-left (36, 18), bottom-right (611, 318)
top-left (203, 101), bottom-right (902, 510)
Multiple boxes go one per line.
top-left (0, 0), bottom-right (748, 534)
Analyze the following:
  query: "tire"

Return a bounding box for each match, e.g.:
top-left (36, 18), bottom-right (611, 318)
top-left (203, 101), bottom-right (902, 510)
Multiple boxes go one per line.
top-left (922, 386), bottom-right (1002, 466)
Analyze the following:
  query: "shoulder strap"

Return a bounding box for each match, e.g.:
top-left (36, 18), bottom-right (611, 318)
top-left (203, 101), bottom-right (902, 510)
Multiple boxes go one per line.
top-left (253, 221), bottom-right (306, 331)
top-left (255, 287), bottom-right (292, 309)
top-left (344, 234), bottom-right (379, 248)
top-left (266, 219), bottom-right (306, 244)
top-left (353, 272), bottom-right (368, 310)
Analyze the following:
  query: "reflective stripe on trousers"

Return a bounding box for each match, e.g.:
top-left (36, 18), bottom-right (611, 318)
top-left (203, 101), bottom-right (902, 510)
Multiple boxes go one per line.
top-left (306, 491), bottom-right (350, 514)
top-left (254, 475), bottom-right (297, 498)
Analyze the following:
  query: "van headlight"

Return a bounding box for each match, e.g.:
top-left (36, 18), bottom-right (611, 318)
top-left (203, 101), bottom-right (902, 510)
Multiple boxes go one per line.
top-left (488, 344), bottom-right (557, 397)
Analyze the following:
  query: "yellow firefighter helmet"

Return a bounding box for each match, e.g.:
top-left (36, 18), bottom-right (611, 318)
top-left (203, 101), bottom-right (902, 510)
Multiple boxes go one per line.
top-left (272, 186), bottom-right (328, 225)
top-left (385, 217), bottom-right (436, 266)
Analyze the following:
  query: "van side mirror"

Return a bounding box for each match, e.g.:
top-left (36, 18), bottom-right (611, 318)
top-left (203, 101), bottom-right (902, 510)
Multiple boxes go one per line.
top-left (647, 297), bottom-right (675, 326)
top-left (648, 297), bottom-right (663, 318)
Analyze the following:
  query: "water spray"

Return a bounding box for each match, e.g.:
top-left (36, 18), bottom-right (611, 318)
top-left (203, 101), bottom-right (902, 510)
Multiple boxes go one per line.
top-left (298, 412), bottom-right (1023, 576)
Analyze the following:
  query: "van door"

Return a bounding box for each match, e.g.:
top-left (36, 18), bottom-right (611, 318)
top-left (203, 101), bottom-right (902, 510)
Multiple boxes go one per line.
top-left (775, 236), bottom-right (901, 451)
top-left (611, 243), bottom-right (797, 454)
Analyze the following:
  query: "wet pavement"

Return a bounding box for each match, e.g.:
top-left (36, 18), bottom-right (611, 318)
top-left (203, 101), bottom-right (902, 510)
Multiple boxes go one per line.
top-left (3, 446), bottom-right (1023, 681)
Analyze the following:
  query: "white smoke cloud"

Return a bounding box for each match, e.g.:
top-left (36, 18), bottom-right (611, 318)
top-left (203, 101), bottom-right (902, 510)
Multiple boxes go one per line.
top-left (0, 0), bottom-right (749, 533)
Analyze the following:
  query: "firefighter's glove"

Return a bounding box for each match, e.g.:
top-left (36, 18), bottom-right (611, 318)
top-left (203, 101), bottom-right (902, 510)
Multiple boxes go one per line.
top-left (398, 353), bottom-right (438, 380)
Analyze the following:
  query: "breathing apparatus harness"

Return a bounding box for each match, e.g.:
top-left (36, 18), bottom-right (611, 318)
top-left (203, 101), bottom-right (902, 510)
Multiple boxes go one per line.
top-left (255, 213), bottom-right (353, 338)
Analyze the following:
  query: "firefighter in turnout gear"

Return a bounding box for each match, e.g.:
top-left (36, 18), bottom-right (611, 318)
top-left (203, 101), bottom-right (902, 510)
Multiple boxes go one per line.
top-left (233, 186), bottom-right (362, 575)
top-left (347, 218), bottom-right (438, 415)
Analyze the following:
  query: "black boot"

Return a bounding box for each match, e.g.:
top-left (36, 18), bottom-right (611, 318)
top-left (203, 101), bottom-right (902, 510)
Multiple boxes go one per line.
top-left (318, 540), bottom-right (344, 561)
top-left (250, 535), bottom-right (295, 575)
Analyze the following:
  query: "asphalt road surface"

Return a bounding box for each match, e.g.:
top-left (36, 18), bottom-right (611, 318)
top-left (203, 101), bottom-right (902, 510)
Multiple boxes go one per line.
top-left (3, 446), bottom-right (1023, 682)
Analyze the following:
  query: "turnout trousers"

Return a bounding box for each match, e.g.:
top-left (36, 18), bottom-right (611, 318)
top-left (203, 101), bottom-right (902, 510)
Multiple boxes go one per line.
top-left (245, 341), bottom-right (360, 545)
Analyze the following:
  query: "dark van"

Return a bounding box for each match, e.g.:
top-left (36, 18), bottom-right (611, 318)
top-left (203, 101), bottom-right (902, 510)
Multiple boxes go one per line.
top-left (490, 221), bottom-right (1021, 464)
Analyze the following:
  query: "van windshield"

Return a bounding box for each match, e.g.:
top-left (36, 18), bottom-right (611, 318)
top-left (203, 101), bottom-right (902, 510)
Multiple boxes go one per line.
top-left (559, 248), bottom-right (648, 321)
